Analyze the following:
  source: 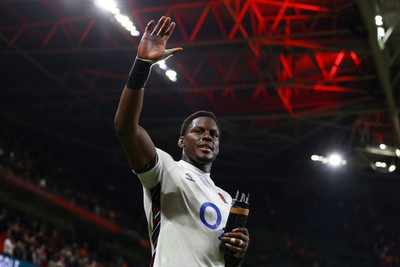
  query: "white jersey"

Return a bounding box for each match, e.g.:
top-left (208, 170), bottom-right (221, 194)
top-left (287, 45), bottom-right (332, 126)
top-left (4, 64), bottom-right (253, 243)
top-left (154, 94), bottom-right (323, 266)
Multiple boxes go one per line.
top-left (136, 148), bottom-right (232, 267)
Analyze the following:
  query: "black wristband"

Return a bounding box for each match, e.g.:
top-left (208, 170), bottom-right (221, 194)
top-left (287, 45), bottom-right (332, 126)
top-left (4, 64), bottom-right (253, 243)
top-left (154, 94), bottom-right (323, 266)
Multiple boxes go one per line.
top-left (126, 58), bottom-right (153, 90)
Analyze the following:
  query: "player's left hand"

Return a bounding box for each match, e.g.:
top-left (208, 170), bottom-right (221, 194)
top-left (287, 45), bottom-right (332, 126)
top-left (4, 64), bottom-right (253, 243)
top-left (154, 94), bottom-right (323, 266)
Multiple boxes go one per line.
top-left (138, 16), bottom-right (183, 62)
top-left (222, 228), bottom-right (249, 258)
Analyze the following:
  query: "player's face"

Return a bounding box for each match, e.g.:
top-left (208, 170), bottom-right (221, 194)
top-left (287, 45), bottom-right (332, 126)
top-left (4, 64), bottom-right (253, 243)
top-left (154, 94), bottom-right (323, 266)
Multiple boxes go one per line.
top-left (179, 117), bottom-right (220, 169)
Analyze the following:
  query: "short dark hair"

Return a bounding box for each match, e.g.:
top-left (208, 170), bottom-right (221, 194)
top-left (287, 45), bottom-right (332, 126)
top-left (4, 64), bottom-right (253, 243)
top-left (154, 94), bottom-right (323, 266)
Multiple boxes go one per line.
top-left (180, 110), bottom-right (220, 136)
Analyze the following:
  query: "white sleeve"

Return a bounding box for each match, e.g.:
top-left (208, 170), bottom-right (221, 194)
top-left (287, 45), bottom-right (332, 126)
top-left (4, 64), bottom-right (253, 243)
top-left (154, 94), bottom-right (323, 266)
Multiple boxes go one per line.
top-left (134, 148), bottom-right (176, 189)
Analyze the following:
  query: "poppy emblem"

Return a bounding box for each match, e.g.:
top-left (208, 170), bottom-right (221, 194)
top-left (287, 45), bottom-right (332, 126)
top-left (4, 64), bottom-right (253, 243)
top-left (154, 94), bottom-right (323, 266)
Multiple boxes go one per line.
top-left (218, 193), bottom-right (228, 204)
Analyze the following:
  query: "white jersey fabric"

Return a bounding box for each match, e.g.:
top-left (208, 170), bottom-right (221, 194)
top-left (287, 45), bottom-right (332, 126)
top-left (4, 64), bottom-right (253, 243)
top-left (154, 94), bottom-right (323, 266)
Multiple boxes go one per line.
top-left (136, 148), bottom-right (232, 267)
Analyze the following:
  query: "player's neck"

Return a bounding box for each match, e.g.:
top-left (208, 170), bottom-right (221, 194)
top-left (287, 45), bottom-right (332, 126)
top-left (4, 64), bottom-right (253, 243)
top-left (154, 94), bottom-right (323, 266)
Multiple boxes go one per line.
top-left (182, 157), bottom-right (212, 173)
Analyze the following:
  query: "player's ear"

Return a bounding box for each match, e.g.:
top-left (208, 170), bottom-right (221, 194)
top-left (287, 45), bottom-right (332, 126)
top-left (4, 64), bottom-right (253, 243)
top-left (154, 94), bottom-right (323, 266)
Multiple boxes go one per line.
top-left (177, 136), bottom-right (185, 148)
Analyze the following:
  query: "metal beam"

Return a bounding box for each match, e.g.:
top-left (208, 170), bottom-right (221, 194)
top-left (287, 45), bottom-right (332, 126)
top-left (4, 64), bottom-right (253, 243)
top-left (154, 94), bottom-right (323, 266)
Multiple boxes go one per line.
top-left (0, 33), bottom-right (100, 116)
top-left (358, 0), bottom-right (400, 146)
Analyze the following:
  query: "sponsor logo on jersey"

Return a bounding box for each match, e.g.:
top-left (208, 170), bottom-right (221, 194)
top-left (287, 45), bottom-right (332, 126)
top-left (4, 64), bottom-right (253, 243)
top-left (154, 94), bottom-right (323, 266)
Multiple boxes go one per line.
top-left (185, 172), bottom-right (196, 182)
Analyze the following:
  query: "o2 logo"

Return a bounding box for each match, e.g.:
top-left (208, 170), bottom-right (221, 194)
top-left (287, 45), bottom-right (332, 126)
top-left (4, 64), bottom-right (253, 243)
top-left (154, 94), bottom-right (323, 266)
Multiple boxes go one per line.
top-left (199, 202), bottom-right (222, 230)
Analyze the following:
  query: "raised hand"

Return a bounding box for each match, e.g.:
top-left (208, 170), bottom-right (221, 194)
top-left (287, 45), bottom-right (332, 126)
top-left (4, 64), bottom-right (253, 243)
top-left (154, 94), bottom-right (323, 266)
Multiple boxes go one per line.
top-left (137, 16), bottom-right (183, 62)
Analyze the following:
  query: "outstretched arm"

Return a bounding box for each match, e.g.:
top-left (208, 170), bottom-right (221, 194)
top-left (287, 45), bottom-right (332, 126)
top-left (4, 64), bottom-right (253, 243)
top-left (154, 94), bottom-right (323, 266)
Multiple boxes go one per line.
top-left (114, 16), bottom-right (182, 172)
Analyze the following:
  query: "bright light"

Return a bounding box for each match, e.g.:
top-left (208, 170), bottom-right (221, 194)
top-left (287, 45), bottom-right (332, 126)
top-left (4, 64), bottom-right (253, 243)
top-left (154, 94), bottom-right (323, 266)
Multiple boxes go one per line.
top-left (94, 0), bottom-right (178, 78)
top-left (374, 14), bottom-right (386, 48)
top-left (157, 60), bottom-right (168, 70)
top-left (362, 144), bottom-right (399, 173)
top-left (377, 27), bottom-right (386, 38)
top-left (373, 161), bottom-right (396, 173)
top-left (130, 29), bottom-right (140, 36)
top-left (375, 161), bottom-right (387, 168)
top-left (110, 7), bottom-right (120, 14)
top-left (310, 153), bottom-right (346, 167)
top-left (156, 61), bottom-right (178, 82)
top-left (375, 15), bottom-right (383, 26)
top-left (166, 69), bottom-right (177, 82)
top-left (328, 154), bottom-right (342, 166)
top-left (94, 0), bottom-right (140, 36)
top-left (114, 14), bottom-right (129, 24)
top-left (311, 155), bottom-right (319, 161)
top-left (94, 0), bottom-right (117, 11)
top-left (388, 165), bottom-right (396, 172)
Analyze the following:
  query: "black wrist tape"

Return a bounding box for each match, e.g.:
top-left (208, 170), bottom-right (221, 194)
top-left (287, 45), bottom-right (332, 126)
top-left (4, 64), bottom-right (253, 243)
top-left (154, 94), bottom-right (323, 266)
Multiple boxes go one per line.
top-left (126, 58), bottom-right (153, 90)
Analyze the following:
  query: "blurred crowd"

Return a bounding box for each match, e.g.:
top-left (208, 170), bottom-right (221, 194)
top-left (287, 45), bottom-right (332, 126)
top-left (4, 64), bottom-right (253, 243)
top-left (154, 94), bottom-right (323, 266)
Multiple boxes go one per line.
top-left (0, 126), bottom-right (148, 266)
top-left (250, 187), bottom-right (400, 267)
top-left (0, 207), bottom-right (120, 267)
top-left (1, 124), bottom-right (400, 267)
top-left (0, 129), bottom-right (135, 228)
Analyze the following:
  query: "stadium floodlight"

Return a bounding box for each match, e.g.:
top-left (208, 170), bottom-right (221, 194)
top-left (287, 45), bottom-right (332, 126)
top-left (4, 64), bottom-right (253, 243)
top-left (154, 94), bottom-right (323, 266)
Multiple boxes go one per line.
top-left (157, 60), bottom-right (168, 70)
top-left (375, 15), bottom-right (383, 26)
top-left (94, 0), bottom-right (119, 14)
top-left (374, 13), bottom-right (388, 49)
top-left (311, 153), bottom-right (347, 168)
top-left (165, 69), bottom-right (177, 82)
top-left (377, 27), bottom-right (386, 39)
top-left (311, 155), bottom-right (320, 161)
top-left (357, 144), bottom-right (399, 174)
top-left (93, 0), bottom-right (178, 80)
top-left (370, 161), bottom-right (397, 173)
top-left (328, 154), bottom-right (343, 166)
top-left (154, 61), bottom-right (179, 82)
top-left (93, 0), bottom-right (140, 36)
